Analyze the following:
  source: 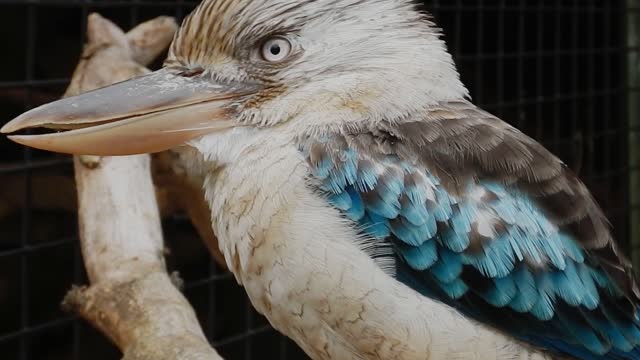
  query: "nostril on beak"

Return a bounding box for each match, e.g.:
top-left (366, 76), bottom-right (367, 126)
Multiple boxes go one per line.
top-left (177, 67), bottom-right (205, 78)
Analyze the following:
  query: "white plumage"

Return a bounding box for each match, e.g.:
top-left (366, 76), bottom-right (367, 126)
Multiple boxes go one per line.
top-left (4, 1), bottom-right (637, 359)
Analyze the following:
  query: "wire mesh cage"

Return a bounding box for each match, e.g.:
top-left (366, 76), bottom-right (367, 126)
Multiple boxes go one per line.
top-left (0, 1), bottom-right (636, 359)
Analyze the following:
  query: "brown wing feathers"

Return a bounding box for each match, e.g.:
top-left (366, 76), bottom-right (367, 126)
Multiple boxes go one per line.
top-left (374, 101), bottom-right (639, 303)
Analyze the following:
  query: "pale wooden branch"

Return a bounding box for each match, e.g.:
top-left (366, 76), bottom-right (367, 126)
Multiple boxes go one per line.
top-left (58, 13), bottom-right (223, 360)
top-left (0, 165), bottom-right (227, 268)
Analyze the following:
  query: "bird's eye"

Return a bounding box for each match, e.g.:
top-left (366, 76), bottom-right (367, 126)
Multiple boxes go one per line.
top-left (260, 37), bottom-right (292, 62)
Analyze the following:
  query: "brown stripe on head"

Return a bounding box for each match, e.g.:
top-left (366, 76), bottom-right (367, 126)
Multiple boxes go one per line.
top-left (169, 0), bottom-right (253, 64)
top-left (166, 0), bottom-right (391, 67)
top-left (243, 85), bottom-right (288, 109)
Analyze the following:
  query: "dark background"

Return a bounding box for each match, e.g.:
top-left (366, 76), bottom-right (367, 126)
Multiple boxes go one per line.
top-left (0, 1), bottom-right (637, 359)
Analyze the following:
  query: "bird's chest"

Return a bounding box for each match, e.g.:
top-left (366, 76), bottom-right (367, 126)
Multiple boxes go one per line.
top-left (199, 149), bottom-right (409, 359)
top-left (203, 149), bottom-right (303, 276)
top-left (202, 157), bottom-right (336, 354)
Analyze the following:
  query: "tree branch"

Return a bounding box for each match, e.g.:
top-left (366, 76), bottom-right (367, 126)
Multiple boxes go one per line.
top-left (58, 13), bottom-right (223, 360)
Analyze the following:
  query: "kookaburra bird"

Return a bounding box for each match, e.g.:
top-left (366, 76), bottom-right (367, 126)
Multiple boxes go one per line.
top-left (3, 1), bottom-right (640, 359)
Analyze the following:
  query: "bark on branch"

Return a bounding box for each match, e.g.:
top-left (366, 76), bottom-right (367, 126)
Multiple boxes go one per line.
top-left (58, 13), bottom-right (223, 360)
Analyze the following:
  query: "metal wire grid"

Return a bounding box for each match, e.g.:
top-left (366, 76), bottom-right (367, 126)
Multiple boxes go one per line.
top-left (0, 1), bottom-right (633, 359)
top-left (629, 1), bottom-right (640, 277)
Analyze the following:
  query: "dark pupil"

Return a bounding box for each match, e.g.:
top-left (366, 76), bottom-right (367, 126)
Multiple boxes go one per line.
top-left (270, 44), bottom-right (281, 56)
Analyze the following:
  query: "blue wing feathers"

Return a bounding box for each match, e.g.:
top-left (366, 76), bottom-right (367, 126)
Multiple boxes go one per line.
top-left (404, 170), bottom-right (432, 204)
top-left (483, 275), bottom-right (518, 307)
top-left (301, 138), bottom-right (640, 360)
top-left (329, 191), bottom-right (352, 211)
top-left (582, 309), bottom-right (634, 352)
top-left (430, 248), bottom-right (463, 283)
top-left (578, 263), bottom-right (601, 310)
top-left (556, 310), bottom-right (610, 355)
top-left (531, 272), bottom-right (556, 321)
top-left (553, 260), bottom-right (586, 307)
top-left (359, 213), bottom-right (390, 239)
top-left (399, 194), bottom-right (431, 225)
top-left (362, 191), bottom-right (400, 219)
top-left (390, 217), bottom-right (428, 246)
top-left (437, 277), bottom-right (469, 299)
top-left (441, 227), bottom-right (469, 253)
top-left (398, 240), bottom-right (438, 270)
top-left (451, 202), bottom-right (475, 235)
top-left (344, 187), bottom-right (365, 221)
top-left (509, 267), bottom-right (538, 312)
top-left (461, 234), bottom-right (515, 278)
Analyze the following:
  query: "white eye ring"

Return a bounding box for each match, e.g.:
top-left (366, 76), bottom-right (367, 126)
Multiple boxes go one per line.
top-left (260, 37), bottom-right (292, 62)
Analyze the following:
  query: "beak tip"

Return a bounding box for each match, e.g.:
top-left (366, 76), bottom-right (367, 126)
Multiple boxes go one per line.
top-left (5, 134), bottom-right (57, 153)
top-left (1, 121), bottom-right (17, 134)
top-left (2, 113), bottom-right (30, 134)
top-left (6, 134), bottom-right (29, 145)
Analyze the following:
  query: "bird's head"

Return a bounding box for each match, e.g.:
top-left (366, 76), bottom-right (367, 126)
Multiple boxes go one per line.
top-left (1, 0), bottom-right (467, 156)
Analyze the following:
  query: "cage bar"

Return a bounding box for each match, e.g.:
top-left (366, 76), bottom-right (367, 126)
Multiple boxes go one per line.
top-left (630, 0), bottom-right (640, 276)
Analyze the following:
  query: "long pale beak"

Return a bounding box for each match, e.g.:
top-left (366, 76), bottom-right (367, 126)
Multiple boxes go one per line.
top-left (1, 68), bottom-right (257, 156)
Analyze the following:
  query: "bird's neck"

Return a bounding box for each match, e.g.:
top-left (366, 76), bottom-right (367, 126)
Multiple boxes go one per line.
top-left (190, 129), bottom-right (306, 276)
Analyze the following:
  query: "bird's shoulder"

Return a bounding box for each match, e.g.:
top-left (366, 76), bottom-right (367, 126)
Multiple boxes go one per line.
top-left (297, 100), bottom-right (640, 359)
